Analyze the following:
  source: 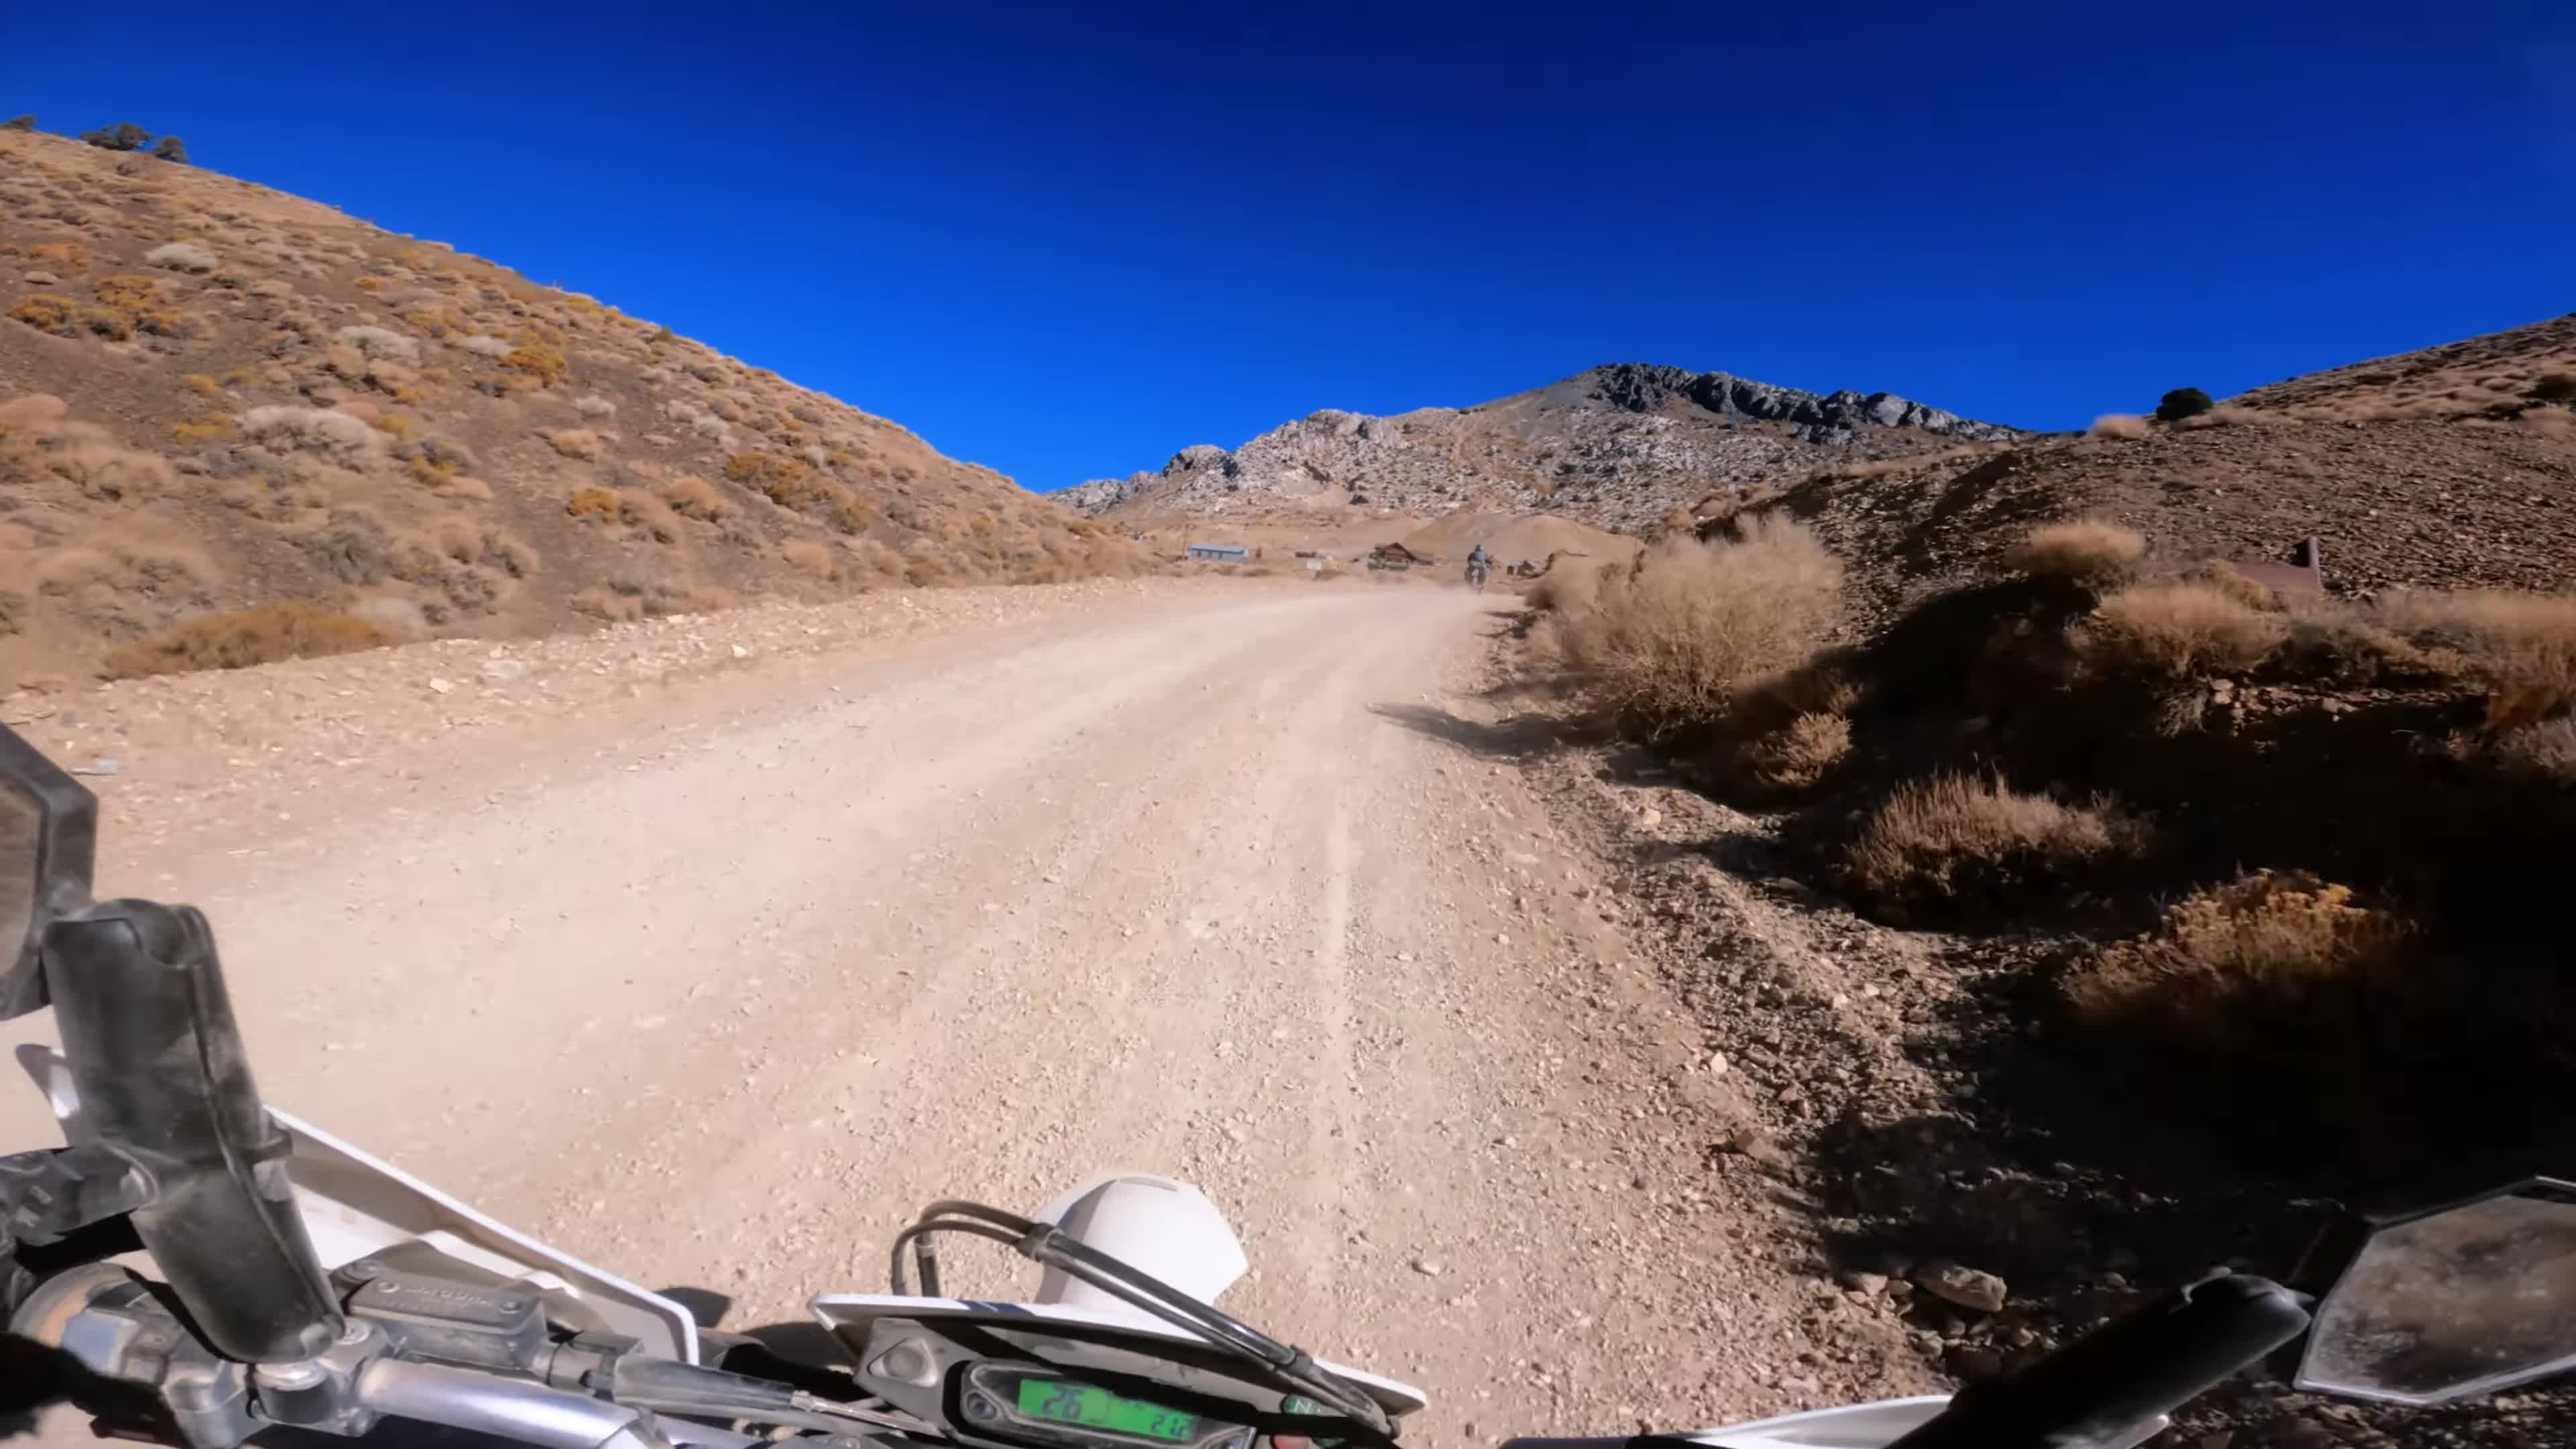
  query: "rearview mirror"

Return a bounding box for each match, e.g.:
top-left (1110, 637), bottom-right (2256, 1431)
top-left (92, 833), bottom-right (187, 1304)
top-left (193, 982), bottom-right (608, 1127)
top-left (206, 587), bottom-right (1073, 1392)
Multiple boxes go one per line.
top-left (0, 722), bottom-right (97, 1020)
top-left (2295, 1177), bottom-right (2576, 1406)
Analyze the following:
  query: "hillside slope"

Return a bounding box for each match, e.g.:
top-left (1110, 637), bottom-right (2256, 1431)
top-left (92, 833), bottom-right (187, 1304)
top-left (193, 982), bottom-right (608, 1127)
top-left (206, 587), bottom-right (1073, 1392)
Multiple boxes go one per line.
top-left (0, 128), bottom-right (1130, 684)
top-left (1737, 311), bottom-right (2576, 621)
top-left (1065, 364), bottom-right (2017, 532)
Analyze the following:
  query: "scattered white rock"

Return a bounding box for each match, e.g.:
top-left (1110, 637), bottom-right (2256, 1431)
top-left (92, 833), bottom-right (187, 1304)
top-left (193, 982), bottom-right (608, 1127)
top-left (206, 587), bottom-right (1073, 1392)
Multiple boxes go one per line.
top-left (1915, 1260), bottom-right (2007, 1313)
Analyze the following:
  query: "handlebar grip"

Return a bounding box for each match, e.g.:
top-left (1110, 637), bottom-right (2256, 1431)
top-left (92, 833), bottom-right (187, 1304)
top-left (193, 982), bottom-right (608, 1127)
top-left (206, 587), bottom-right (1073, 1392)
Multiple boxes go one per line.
top-left (42, 900), bottom-right (343, 1362)
top-left (1888, 1273), bottom-right (2312, 1449)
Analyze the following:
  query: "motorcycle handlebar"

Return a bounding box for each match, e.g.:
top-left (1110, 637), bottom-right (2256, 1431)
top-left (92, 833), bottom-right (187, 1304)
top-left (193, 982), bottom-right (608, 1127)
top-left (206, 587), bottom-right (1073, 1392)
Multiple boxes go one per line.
top-left (1886, 1272), bottom-right (2313, 1449)
top-left (358, 1360), bottom-right (676, 1449)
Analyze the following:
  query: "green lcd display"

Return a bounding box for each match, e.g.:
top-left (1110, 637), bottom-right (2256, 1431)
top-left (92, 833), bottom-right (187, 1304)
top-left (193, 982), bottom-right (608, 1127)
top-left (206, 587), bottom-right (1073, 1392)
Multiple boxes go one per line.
top-left (1016, 1378), bottom-right (1201, 1442)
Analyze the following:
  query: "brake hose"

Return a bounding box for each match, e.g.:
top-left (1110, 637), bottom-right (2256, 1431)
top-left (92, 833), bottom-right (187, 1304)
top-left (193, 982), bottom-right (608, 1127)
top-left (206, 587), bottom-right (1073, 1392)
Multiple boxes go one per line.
top-left (888, 1201), bottom-right (1395, 1442)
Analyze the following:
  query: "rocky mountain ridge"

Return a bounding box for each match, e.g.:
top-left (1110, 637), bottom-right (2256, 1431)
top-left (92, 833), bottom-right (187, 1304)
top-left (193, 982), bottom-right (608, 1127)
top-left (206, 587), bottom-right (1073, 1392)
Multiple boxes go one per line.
top-left (1066, 364), bottom-right (2018, 531)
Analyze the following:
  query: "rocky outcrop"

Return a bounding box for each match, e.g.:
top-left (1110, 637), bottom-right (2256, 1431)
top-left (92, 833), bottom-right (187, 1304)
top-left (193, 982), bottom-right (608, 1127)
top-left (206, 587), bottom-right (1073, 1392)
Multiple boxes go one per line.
top-left (1582, 364), bottom-right (2015, 446)
top-left (1065, 363), bottom-right (2019, 531)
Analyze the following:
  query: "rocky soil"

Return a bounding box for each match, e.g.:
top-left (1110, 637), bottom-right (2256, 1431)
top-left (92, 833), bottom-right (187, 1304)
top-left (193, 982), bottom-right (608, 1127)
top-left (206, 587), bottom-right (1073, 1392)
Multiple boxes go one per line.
top-left (1466, 655), bottom-right (2575, 1448)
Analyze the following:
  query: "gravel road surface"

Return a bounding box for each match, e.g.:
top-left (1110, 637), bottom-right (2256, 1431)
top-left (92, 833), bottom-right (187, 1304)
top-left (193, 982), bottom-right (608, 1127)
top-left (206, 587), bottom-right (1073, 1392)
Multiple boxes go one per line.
top-left (3, 582), bottom-right (1879, 1445)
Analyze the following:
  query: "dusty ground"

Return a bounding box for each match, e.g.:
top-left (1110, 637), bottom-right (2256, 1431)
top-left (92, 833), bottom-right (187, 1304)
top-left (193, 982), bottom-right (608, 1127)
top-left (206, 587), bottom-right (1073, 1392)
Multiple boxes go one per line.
top-left (1, 577), bottom-right (1928, 1446)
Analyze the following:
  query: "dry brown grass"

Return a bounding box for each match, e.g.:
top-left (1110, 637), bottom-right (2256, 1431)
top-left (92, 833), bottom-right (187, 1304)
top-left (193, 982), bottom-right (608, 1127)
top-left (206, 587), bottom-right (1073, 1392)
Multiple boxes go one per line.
top-left (724, 451), bottom-right (823, 509)
top-left (92, 273), bottom-right (157, 310)
top-left (2174, 404), bottom-right (2265, 431)
top-left (2073, 582), bottom-right (2290, 680)
top-left (2090, 413), bottom-right (2149, 439)
top-left (541, 427), bottom-right (602, 460)
top-left (9, 294), bottom-right (76, 336)
top-left (570, 585), bottom-right (642, 622)
top-left (2190, 559), bottom-right (2281, 612)
top-left (2063, 871), bottom-right (2418, 1093)
top-left (499, 342), bottom-right (568, 386)
top-left (2377, 590), bottom-right (2576, 729)
top-left (102, 600), bottom-right (390, 678)
top-left (24, 239), bottom-right (90, 276)
top-left (782, 538), bottom-right (837, 579)
top-left (1849, 775), bottom-right (2135, 907)
top-left (2489, 718), bottom-right (2576, 779)
top-left (170, 412), bottom-right (235, 443)
top-left (242, 405), bottom-right (381, 468)
top-left (661, 475), bottom-right (732, 521)
top-left (1745, 710), bottom-right (1851, 788)
top-left (564, 486), bottom-right (621, 522)
top-left (2005, 519), bottom-right (2145, 586)
top-left (2072, 873), bottom-right (2407, 1017)
top-left (1553, 515), bottom-right (1842, 734)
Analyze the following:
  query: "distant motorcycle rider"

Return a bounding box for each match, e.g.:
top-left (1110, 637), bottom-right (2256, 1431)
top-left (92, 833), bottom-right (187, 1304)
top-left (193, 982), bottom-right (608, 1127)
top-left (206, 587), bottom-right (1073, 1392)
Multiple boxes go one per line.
top-left (1466, 543), bottom-right (1491, 582)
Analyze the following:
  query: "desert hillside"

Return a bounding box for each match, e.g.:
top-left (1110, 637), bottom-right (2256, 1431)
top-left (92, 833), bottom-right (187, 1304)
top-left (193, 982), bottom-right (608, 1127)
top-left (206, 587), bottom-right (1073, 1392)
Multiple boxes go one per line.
top-left (0, 127), bottom-right (1131, 685)
top-left (1065, 362), bottom-right (2017, 533)
top-left (1503, 309), bottom-right (2576, 1443)
top-left (1719, 311), bottom-right (2576, 621)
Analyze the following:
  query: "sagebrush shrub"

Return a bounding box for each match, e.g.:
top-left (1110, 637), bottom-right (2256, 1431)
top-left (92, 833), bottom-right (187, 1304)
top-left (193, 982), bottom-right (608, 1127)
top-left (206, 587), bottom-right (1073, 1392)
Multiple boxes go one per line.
top-left (80, 122), bottom-right (151, 152)
top-left (2377, 589), bottom-right (2576, 729)
top-left (662, 476), bottom-right (731, 520)
top-left (144, 241), bottom-right (217, 274)
top-left (103, 600), bottom-right (390, 678)
top-left (335, 325), bottom-right (420, 365)
top-left (1554, 515), bottom-right (1843, 734)
top-left (242, 405), bottom-right (381, 468)
top-left (8, 295), bottom-right (76, 336)
top-left (500, 343), bottom-right (568, 386)
top-left (782, 539), bottom-right (837, 579)
top-left (1849, 775), bottom-right (2135, 906)
top-left (2006, 520), bottom-right (2145, 585)
top-left (1746, 711), bottom-right (1851, 788)
top-left (2074, 583), bottom-right (2289, 680)
top-left (2155, 386), bottom-right (2214, 421)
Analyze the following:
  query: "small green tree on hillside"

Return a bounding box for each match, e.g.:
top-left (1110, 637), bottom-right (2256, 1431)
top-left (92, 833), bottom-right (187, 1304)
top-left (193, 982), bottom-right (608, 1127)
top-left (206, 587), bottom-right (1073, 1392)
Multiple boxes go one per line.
top-left (80, 121), bottom-right (152, 152)
top-left (1, 115), bottom-right (34, 132)
top-left (151, 136), bottom-right (188, 162)
top-left (2155, 386), bottom-right (2214, 422)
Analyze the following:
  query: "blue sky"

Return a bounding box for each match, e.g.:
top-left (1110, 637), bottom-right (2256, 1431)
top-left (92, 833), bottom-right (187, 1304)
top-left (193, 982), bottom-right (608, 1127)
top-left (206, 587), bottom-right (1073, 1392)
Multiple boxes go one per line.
top-left (12, 2), bottom-right (2573, 492)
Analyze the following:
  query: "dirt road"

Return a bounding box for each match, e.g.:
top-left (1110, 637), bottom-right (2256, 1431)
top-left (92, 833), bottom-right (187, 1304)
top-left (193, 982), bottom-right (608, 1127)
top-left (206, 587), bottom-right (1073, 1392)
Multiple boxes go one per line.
top-left (3, 582), bottom-right (1888, 1444)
